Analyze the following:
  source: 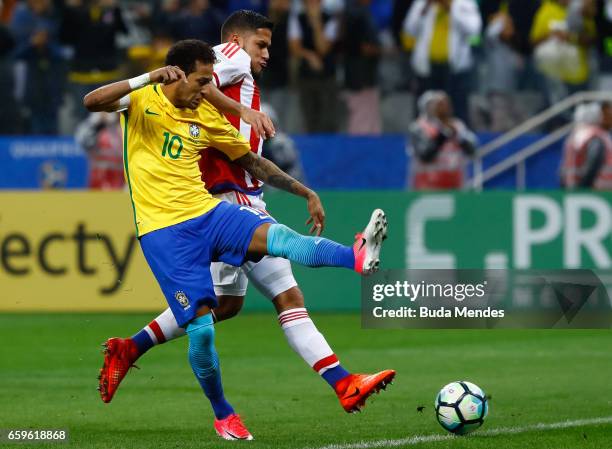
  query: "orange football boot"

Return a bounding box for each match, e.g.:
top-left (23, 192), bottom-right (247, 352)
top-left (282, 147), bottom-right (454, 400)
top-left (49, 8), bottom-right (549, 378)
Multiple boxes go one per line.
top-left (98, 337), bottom-right (139, 403)
top-left (336, 370), bottom-right (396, 413)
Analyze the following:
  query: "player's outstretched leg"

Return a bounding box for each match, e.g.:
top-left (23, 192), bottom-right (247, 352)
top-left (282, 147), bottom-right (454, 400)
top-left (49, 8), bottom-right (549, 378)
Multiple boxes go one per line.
top-left (187, 314), bottom-right (253, 441)
top-left (276, 303), bottom-right (395, 413)
top-left (265, 209), bottom-right (387, 275)
top-left (99, 208), bottom-right (389, 405)
top-left (98, 309), bottom-right (185, 403)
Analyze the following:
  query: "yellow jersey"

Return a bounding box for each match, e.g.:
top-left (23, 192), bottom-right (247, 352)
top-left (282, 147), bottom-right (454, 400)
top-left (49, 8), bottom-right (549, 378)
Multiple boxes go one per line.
top-left (429, 6), bottom-right (450, 63)
top-left (120, 84), bottom-right (251, 236)
top-left (530, 0), bottom-right (595, 84)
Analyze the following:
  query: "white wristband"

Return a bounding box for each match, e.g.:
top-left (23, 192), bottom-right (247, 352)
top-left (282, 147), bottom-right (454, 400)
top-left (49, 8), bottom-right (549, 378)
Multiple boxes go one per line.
top-left (128, 73), bottom-right (151, 90)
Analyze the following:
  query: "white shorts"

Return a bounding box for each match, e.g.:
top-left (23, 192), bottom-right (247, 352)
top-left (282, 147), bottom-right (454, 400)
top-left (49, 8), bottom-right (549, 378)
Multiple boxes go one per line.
top-left (211, 191), bottom-right (297, 300)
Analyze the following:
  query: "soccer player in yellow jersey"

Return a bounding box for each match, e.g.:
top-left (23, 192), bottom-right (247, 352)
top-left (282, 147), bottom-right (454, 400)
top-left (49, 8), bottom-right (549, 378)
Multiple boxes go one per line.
top-left (84, 39), bottom-right (393, 440)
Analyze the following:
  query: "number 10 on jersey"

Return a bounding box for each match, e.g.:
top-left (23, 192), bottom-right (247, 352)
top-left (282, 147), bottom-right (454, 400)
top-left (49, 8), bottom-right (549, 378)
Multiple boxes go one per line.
top-left (161, 132), bottom-right (183, 159)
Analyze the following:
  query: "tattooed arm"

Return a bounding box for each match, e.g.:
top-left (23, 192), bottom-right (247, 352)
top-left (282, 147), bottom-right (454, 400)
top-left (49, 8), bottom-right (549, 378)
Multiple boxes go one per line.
top-left (235, 151), bottom-right (325, 235)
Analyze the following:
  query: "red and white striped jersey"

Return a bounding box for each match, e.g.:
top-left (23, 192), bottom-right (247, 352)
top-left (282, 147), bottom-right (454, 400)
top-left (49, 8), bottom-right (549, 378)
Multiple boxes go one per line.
top-left (199, 42), bottom-right (263, 195)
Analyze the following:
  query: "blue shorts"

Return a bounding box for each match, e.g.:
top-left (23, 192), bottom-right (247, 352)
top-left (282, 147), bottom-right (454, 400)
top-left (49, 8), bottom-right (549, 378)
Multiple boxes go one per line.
top-left (140, 201), bottom-right (275, 327)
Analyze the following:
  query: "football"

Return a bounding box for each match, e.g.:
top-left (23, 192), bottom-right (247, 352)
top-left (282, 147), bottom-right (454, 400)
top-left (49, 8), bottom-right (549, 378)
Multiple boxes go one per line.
top-left (435, 381), bottom-right (488, 435)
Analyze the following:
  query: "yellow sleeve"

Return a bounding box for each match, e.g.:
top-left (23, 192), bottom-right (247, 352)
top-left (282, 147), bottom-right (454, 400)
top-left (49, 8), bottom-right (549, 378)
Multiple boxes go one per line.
top-left (128, 86), bottom-right (153, 114)
top-left (530, 6), bottom-right (549, 44)
top-left (213, 126), bottom-right (251, 161)
top-left (127, 87), bottom-right (145, 113)
top-left (203, 108), bottom-right (251, 161)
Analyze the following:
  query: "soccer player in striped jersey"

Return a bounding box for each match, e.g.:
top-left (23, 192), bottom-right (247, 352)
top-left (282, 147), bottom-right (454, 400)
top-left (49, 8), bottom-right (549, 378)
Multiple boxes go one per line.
top-left (97, 12), bottom-right (395, 430)
top-left (88, 39), bottom-right (392, 440)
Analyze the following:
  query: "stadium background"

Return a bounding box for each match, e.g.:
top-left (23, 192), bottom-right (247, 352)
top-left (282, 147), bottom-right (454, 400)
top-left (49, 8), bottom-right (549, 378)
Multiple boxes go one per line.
top-left (1, 1), bottom-right (612, 448)
top-left (2, 190), bottom-right (612, 312)
top-left (2, 0), bottom-right (612, 311)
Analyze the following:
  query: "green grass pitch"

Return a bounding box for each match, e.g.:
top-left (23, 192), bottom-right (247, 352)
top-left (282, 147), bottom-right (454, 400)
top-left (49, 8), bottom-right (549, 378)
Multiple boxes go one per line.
top-left (1, 313), bottom-right (611, 448)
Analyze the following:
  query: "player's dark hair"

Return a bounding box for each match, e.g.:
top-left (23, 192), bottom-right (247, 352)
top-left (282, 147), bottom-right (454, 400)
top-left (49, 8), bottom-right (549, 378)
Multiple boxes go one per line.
top-left (221, 10), bottom-right (274, 41)
top-left (165, 39), bottom-right (216, 76)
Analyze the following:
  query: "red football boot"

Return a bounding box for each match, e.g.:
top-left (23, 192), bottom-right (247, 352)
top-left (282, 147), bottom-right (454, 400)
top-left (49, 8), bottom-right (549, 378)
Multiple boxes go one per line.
top-left (98, 337), bottom-right (139, 403)
top-left (353, 209), bottom-right (387, 275)
top-left (214, 414), bottom-right (254, 440)
top-left (336, 370), bottom-right (396, 413)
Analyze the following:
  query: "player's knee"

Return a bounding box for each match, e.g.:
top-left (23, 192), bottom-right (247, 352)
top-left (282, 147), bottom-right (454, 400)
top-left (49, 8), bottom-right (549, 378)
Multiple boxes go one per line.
top-left (274, 287), bottom-right (305, 312)
top-left (186, 315), bottom-right (215, 346)
top-left (214, 296), bottom-right (244, 322)
top-left (224, 301), bottom-right (243, 320)
top-left (214, 304), bottom-right (241, 321)
top-left (186, 322), bottom-right (218, 378)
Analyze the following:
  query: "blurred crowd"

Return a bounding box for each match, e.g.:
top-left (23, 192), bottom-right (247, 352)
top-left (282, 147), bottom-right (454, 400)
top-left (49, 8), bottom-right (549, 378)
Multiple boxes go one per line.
top-left (3, 0), bottom-right (612, 137)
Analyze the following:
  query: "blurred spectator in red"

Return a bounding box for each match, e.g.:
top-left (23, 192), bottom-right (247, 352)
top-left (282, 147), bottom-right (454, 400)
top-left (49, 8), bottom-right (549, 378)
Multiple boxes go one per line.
top-left (403, 0), bottom-right (481, 125)
top-left (75, 112), bottom-right (124, 190)
top-left (1, 0), bottom-right (20, 23)
top-left (60, 0), bottom-right (127, 126)
top-left (289, 0), bottom-right (340, 133)
top-left (170, 0), bottom-right (225, 44)
top-left (561, 101), bottom-right (612, 189)
top-left (259, 0), bottom-right (291, 130)
top-left (408, 90), bottom-right (477, 189)
top-left (10, 0), bottom-right (65, 134)
top-left (531, 0), bottom-right (596, 106)
top-left (342, 0), bottom-right (382, 135)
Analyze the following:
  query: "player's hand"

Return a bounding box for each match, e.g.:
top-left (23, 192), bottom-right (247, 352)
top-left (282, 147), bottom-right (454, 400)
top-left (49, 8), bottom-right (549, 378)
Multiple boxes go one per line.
top-left (241, 108), bottom-right (276, 139)
top-left (305, 191), bottom-right (325, 236)
top-left (149, 66), bottom-right (187, 85)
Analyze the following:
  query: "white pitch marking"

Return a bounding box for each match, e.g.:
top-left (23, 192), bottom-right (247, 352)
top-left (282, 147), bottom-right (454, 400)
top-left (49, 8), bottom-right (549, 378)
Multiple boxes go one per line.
top-left (307, 416), bottom-right (612, 449)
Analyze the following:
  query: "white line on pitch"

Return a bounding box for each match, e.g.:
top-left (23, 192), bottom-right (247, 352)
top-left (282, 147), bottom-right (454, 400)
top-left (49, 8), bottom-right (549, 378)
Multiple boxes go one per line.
top-left (306, 416), bottom-right (612, 449)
